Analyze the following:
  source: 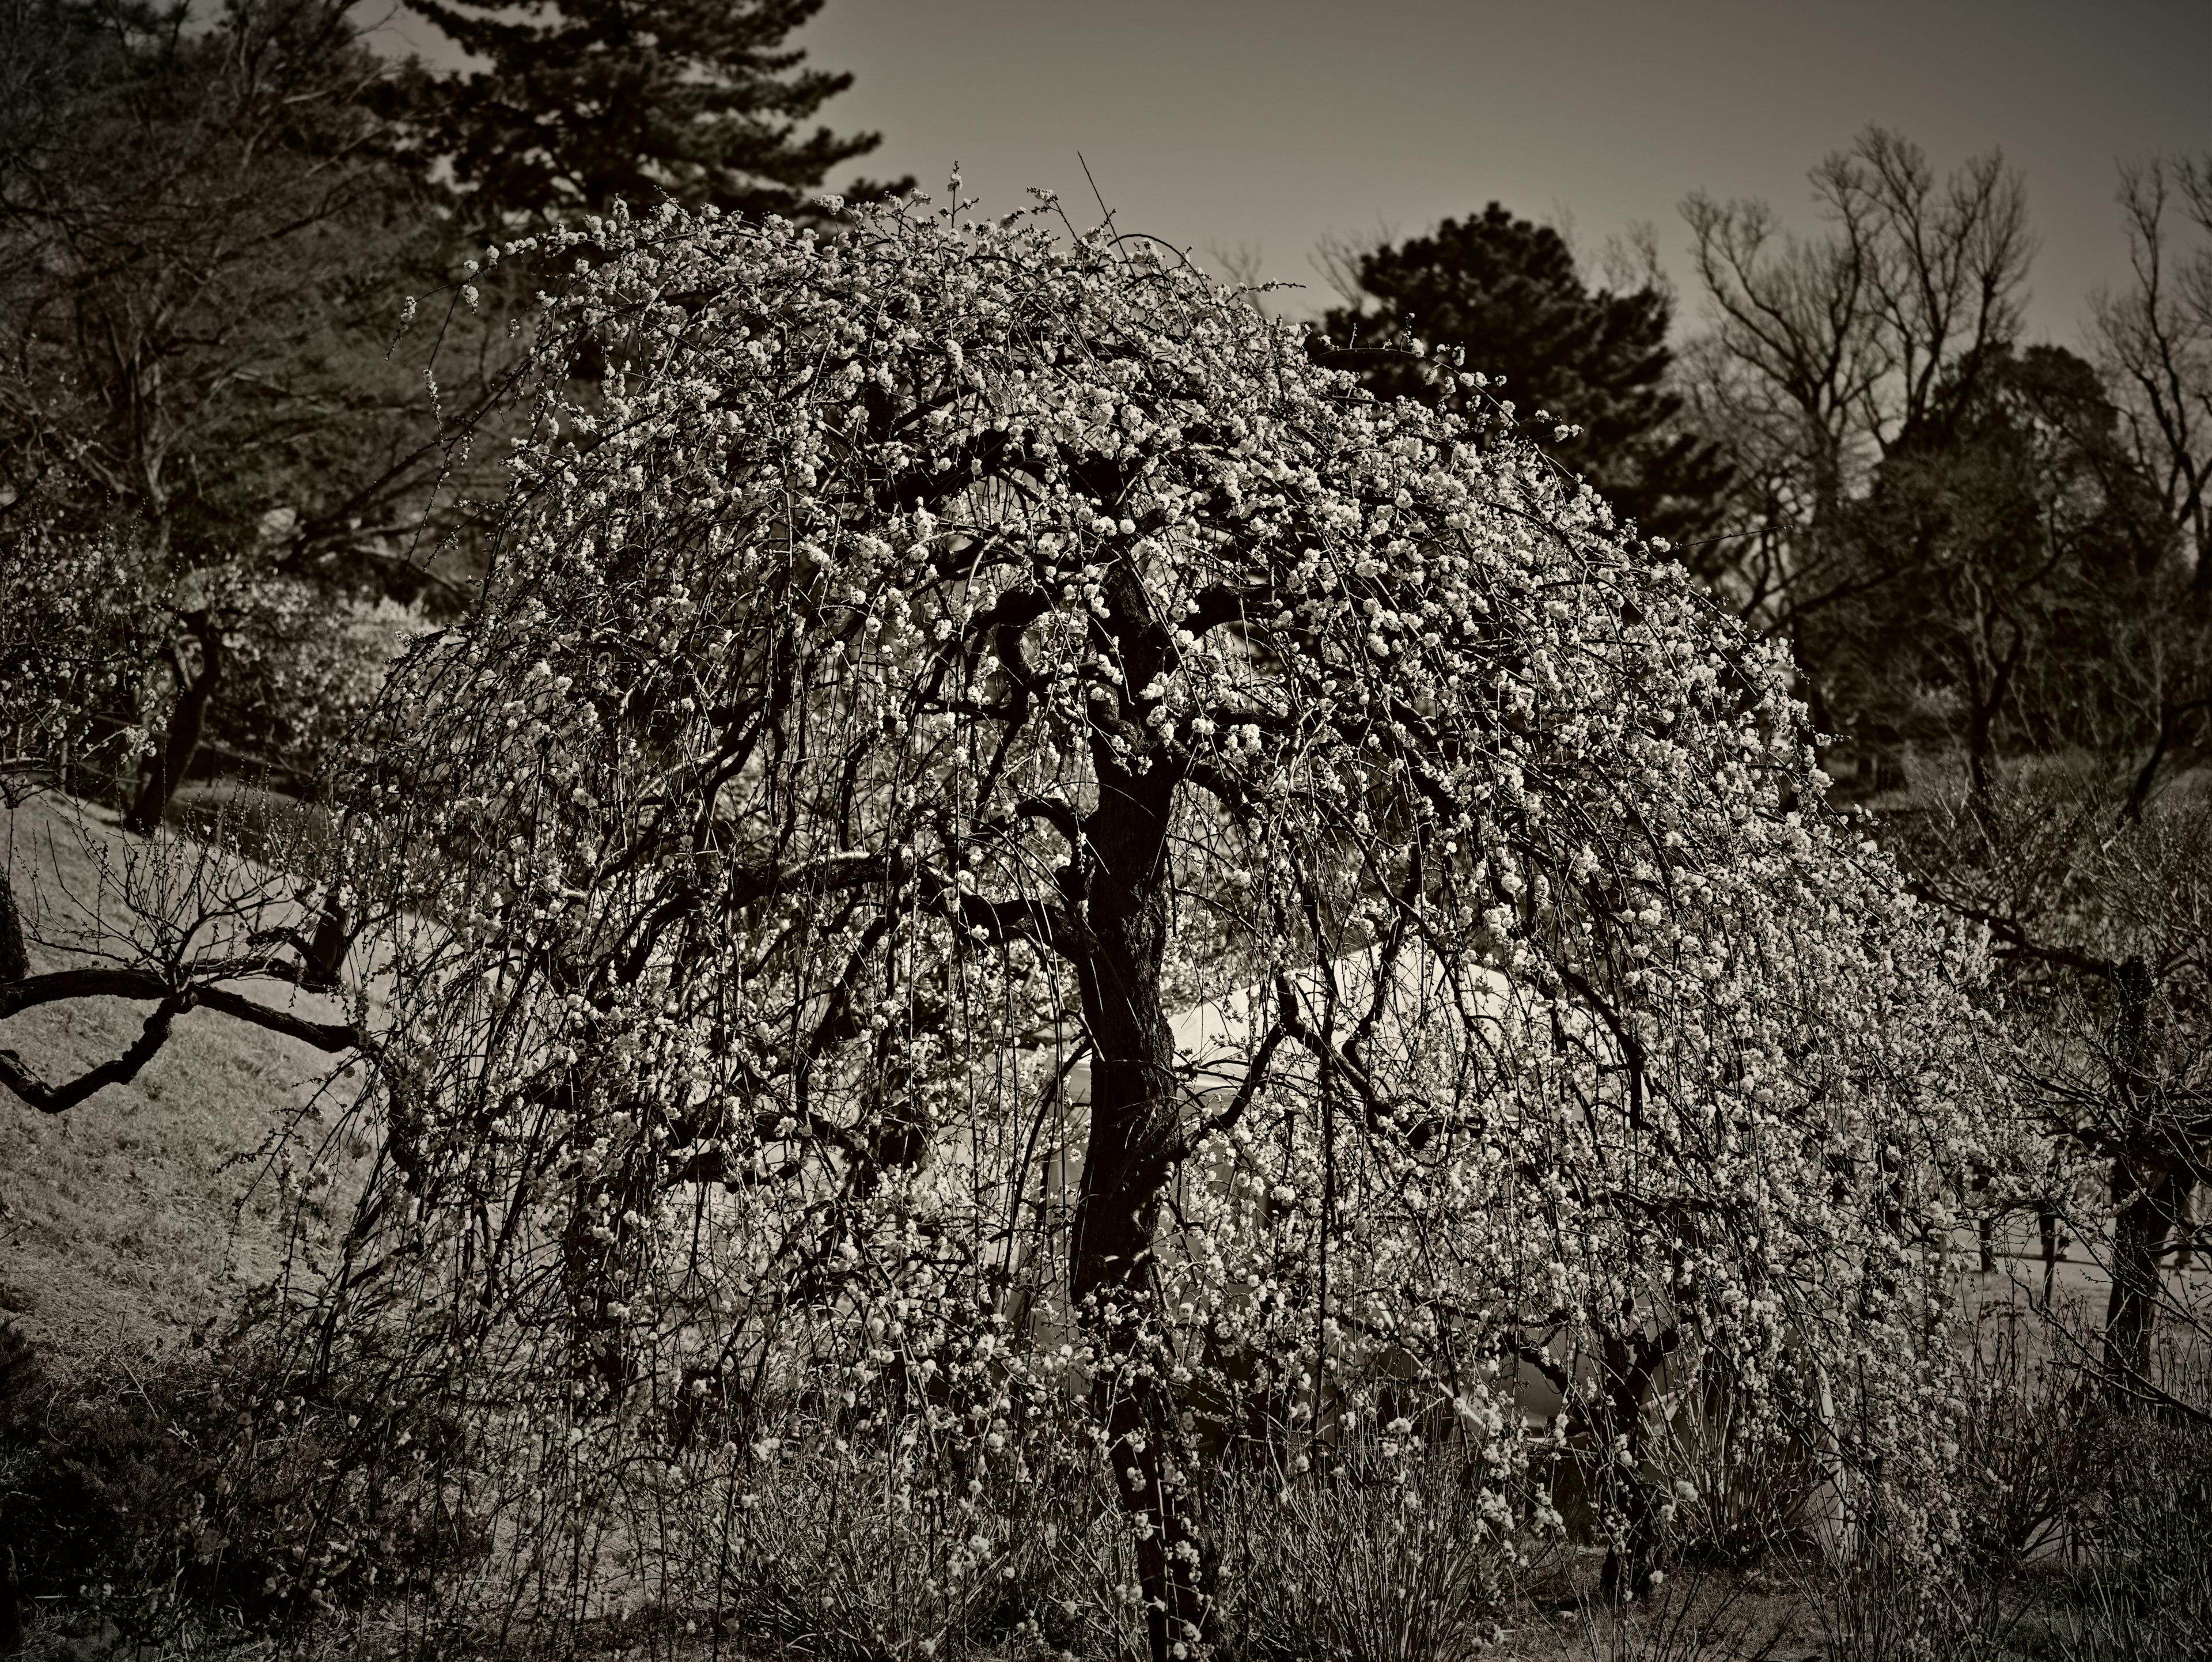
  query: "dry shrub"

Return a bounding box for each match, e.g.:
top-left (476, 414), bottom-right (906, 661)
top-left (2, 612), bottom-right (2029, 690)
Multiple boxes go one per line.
top-left (1942, 1313), bottom-right (2121, 1611)
top-left (1203, 1443), bottom-right (1538, 1662)
top-left (2055, 1554), bottom-right (2212, 1662)
top-left (684, 1429), bottom-right (1093, 1660)
top-left (1650, 1368), bottom-right (1825, 1572)
top-left (2054, 1406), bottom-right (2212, 1662)
top-left (1576, 1569), bottom-right (1789, 1662)
top-left (1805, 1553), bottom-right (1999, 1662)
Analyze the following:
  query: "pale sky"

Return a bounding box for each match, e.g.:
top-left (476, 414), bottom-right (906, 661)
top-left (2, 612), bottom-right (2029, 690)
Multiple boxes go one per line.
top-left (372, 0), bottom-right (2212, 347)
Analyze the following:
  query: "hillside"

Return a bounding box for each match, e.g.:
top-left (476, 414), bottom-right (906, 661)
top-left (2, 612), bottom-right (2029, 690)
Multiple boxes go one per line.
top-left (0, 791), bottom-right (357, 1370)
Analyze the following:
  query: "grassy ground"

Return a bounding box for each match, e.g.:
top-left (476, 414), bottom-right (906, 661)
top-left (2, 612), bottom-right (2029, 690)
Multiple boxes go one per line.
top-left (0, 790), bottom-right (352, 1370)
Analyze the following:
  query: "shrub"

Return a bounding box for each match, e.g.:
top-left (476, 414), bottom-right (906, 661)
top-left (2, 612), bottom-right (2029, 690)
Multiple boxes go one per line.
top-left (0, 1321), bottom-right (490, 1646)
top-left (1650, 1363), bottom-right (1826, 1572)
top-left (1947, 1314), bottom-right (2122, 1589)
top-left (1807, 1552), bottom-right (1998, 1662)
top-left (678, 1425), bottom-right (1092, 1659)
top-left (1205, 1443), bottom-right (1534, 1661)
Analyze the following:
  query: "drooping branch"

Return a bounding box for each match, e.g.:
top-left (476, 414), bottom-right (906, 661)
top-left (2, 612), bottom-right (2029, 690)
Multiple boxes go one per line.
top-left (0, 957), bottom-right (363, 1113)
top-left (1170, 1018), bottom-right (1288, 1161)
top-left (0, 993), bottom-right (186, 1114)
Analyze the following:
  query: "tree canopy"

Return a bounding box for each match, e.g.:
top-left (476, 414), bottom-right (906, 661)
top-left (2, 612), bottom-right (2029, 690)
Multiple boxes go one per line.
top-left (0, 0), bottom-right (505, 826)
top-left (1679, 128), bottom-right (2035, 678)
top-left (317, 196), bottom-right (1984, 1649)
top-left (1319, 204), bottom-right (1731, 549)
top-left (404, 0), bottom-right (902, 225)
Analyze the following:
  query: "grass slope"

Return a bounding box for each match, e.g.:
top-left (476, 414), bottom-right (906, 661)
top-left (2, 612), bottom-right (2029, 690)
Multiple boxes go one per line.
top-left (0, 792), bottom-right (353, 1371)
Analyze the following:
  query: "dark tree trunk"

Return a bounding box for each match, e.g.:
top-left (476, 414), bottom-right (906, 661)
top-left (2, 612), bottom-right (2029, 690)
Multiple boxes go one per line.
top-left (0, 866), bottom-right (26, 987)
top-left (123, 611), bottom-right (222, 835)
top-left (1965, 700), bottom-right (1997, 829)
top-left (2103, 956), bottom-right (2170, 1383)
top-left (303, 894), bottom-right (349, 992)
top-left (1971, 1162), bottom-right (1996, 1274)
top-left (2105, 1164), bottom-right (2176, 1381)
top-left (1067, 755), bottom-right (1203, 1662)
top-left (1595, 1325), bottom-right (1679, 1606)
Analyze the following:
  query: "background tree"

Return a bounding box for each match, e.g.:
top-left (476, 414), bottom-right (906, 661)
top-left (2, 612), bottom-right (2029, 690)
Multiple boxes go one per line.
top-left (1810, 344), bottom-right (2154, 815)
top-left (1902, 776), bottom-right (2212, 1410)
top-left (0, 523), bottom-right (169, 975)
top-left (1680, 126), bottom-right (2034, 735)
top-left (0, 0), bottom-right (507, 828)
top-left (2085, 156), bottom-right (2212, 790)
top-left (1684, 134), bottom-right (2212, 1404)
top-left (402, 0), bottom-right (908, 227)
top-left (1317, 203), bottom-right (1732, 548)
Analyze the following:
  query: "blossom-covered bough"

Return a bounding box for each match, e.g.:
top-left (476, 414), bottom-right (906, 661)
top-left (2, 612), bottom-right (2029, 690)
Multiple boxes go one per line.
top-left (331, 193), bottom-right (1989, 1652)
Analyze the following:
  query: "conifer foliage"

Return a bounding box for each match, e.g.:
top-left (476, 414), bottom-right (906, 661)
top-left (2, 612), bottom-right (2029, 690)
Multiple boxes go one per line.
top-left (1321, 205), bottom-right (1731, 548)
top-left (407, 0), bottom-right (900, 224)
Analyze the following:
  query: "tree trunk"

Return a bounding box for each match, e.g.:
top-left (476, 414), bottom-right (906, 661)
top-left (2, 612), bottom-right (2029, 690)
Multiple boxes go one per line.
top-left (1595, 1325), bottom-right (1677, 1606)
top-left (2105, 1163), bottom-right (2176, 1382)
top-left (1971, 1163), bottom-right (1996, 1273)
top-left (0, 865), bottom-right (26, 987)
top-left (123, 611), bottom-right (222, 835)
top-left (2103, 956), bottom-right (2169, 1383)
top-left (303, 894), bottom-right (349, 992)
top-left (1067, 760), bottom-right (1202, 1662)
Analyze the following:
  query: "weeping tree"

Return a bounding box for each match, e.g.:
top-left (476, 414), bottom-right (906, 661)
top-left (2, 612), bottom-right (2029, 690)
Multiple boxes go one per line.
top-left (326, 194), bottom-right (1987, 1653)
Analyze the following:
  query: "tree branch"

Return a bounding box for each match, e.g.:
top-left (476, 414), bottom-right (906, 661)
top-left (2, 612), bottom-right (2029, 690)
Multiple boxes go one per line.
top-left (0, 993), bottom-right (186, 1114)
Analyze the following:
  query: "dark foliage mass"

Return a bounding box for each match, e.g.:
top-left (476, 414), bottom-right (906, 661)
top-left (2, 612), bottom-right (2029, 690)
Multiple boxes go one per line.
top-left (0, 0), bottom-right (513, 827)
top-left (0, 1318), bottom-right (490, 1642)
top-left (1319, 203), bottom-right (1733, 548)
top-left (1813, 343), bottom-right (2177, 801)
top-left (0, 0), bottom-right (438, 567)
top-left (399, 0), bottom-right (910, 225)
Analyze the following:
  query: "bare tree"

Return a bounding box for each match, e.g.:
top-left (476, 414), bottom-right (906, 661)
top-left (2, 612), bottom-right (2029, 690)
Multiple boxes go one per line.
top-left (0, 798), bottom-right (361, 1113)
top-left (1681, 128), bottom-right (2035, 676)
top-left (2077, 158), bottom-right (2212, 802)
top-left (2096, 157), bottom-right (2212, 584)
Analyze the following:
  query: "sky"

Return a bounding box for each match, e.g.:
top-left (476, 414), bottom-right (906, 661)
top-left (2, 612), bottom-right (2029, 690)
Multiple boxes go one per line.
top-left (368, 0), bottom-right (2212, 348)
top-left (780, 0), bottom-right (2212, 347)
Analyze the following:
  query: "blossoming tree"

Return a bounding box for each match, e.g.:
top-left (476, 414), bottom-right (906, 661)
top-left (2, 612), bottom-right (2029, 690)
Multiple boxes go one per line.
top-left (337, 194), bottom-right (1986, 1651)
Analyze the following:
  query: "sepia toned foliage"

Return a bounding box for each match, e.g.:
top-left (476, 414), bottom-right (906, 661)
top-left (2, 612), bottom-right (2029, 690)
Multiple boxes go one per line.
top-left (402, 0), bottom-right (907, 228)
top-left (1680, 126), bottom-right (2035, 714)
top-left (0, 0), bottom-right (513, 826)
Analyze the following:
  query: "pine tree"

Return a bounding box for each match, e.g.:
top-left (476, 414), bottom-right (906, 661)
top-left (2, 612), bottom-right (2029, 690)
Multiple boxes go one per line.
top-left (405, 0), bottom-right (903, 224)
top-left (1320, 204), bottom-right (1730, 547)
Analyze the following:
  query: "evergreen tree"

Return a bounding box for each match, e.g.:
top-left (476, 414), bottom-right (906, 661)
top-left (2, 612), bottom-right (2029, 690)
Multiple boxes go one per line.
top-left (1320, 203), bottom-right (1730, 547)
top-left (404, 0), bottom-right (904, 224)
